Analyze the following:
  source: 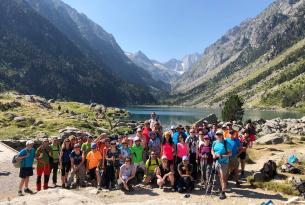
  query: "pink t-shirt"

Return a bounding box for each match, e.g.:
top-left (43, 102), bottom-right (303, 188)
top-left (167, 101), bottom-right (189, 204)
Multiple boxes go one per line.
top-left (162, 143), bottom-right (174, 160)
top-left (177, 143), bottom-right (188, 158)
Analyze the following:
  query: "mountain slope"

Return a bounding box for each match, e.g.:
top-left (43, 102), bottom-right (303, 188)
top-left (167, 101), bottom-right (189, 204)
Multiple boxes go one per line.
top-left (0, 0), bottom-right (155, 106)
top-left (169, 0), bottom-right (305, 110)
top-left (25, 0), bottom-right (167, 91)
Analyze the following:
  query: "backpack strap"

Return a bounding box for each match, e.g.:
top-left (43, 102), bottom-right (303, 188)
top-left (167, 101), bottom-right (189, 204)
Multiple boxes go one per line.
top-left (223, 140), bottom-right (228, 154)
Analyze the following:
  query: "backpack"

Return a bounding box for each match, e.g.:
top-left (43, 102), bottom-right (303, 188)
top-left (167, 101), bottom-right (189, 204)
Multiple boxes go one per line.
top-left (12, 154), bottom-right (21, 168)
top-left (260, 160), bottom-right (277, 179)
top-left (288, 155), bottom-right (298, 164)
top-left (281, 163), bottom-right (302, 174)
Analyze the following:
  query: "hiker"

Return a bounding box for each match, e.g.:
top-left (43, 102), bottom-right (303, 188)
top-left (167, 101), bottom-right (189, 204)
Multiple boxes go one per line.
top-left (208, 124), bottom-right (218, 142)
top-left (185, 129), bottom-right (199, 180)
top-left (17, 140), bottom-right (35, 196)
top-left (198, 131), bottom-right (206, 147)
top-left (177, 156), bottom-right (194, 194)
top-left (50, 136), bottom-right (61, 187)
top-left (153, 122), bottom-right (163, 138)
top-left (203, 120), bottom-right (210, 132)
top-left (104, 140), bottom-right (121, 189)
top-left (118, 157), bottom-right (137, 191)
top-left (148, 131), bottom-right (161, 157)
top-left (130, 136), bottom-right (145, 182)
top-left (160, 131), bottom-right (175, 170)
top-left (170, 125), bottom-right (176, 136)
top-left (59, 138), bottom-right (73, 188)
top-left (69, 135), bottom-right (77, 148)
top-left (149, 112), bottom-right (161, 129)
top-left (239, 130), bottom-right (250, 178)
top-left (155, 156), bottom-right (175, 191)
top-left (211, 130), bottom-right (232, 200)
top-left (184, 125), bottom-right (191, 137)
top-left (86, 143), bottom-right (102, 189)
top-left (135, 127), bottom-right (147, 149)
top-left (224, 122), bottom-right (239, 139)
top-left (173, 125), bottom-right (187, 145)
top-left (35, 138), bottom-right (52, 191)
top-left (81, 136), bottom-right (93, 168)
top-left (198, 135), bottom-right (213, 188)
top-left (227, 130), bottom-right (242, 187)
top-left (245, 120), bottom-right (256, 148)
top-left (120, 139), bottom-right (131, 165)
top-left (67, 143), bottom-right (86, 188)
top-left (143, 151), bottom-right (160, 184)
top-left (117, 135), bottom-right (123, 150)
top-left (142, 120), bottom-right (152, 144)
top-left (176, 133), bottom-right (189, 166)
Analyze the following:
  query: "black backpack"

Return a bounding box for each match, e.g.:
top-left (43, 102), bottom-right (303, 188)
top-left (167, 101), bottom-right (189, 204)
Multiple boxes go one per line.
top-left (261, 160), bottom-right (277, 179)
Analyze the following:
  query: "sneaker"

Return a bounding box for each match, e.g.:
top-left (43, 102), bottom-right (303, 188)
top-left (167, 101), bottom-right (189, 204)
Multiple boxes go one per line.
top-left (219, 192), bottom-right (227, 200)
top-left (24, 188), bottom-right (34, 194)
top-left (184, 193), bottom-right (190, 198)
top-left (18, 190), bottom-right (24, 196)
top-left (171, 186), bottom-right (175, 192)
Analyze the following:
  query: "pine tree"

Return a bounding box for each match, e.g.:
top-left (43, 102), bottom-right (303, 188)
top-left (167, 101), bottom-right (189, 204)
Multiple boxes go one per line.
top-left (221, 95), bottom-right (244, 122)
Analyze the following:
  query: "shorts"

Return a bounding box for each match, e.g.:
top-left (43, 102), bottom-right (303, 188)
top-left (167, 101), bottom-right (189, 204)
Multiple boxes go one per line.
top-left (61, 163), bottom-right (71, 176)
top-left (239, 152), bottom-right (247, 160)
top-left (146, 172), bottom-right (156, 179)
top-left (229, 157), bottom-right (239, 170)
top-left (19, 167), bottom-right (33, 178)
top-left (88, 167), bottom-right (97, 180)
top-left (215, 162), bottom-right (228, 176)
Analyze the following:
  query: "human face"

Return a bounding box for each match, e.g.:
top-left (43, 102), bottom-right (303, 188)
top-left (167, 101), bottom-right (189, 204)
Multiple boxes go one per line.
top-left (88, 138), bottom-right (93, 143)
top-left (125, 159), bottom-right (131, 167)
top-left (135, 140), bottom-right (141, 145)
top-left (122, 142), bottom-right (128, 147)
top-left (182, 159), bottom-right (188, 165)
top-left (216, 134), bottom-right (223, 141)
top-left (178, 136), bottom-right (184, 143)
top-left (189, 129), bottom-right (195, 136)
top-left (110, 142), bottom-right (116, 148)
top-left (151, 152), bottom-right (157, 159)
top-left (203, 138), bottom-right (210, 145)
top-left (199, 132), bottom-right (204, 139)
top-left (26, 143), bottom-right (34, 150)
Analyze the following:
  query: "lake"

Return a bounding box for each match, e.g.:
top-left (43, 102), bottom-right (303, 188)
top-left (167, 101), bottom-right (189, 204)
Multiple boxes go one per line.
top-left (126, 106), bottom-right (304, 129)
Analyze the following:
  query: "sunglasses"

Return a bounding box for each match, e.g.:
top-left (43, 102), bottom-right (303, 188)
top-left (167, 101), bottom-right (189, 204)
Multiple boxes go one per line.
top-left (111, 143), bottom-right (116, 145)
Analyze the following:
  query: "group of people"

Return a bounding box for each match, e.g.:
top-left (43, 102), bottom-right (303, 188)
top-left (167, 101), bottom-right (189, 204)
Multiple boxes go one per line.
top-left (17, 112), bottom-right (256, 200)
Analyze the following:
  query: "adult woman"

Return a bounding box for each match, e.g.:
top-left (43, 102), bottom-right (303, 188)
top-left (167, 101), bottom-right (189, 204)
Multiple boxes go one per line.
top-left (104, 140), bottom-right (121, 189)
top-left (118, 157), bottom-right (137, 191)
top-left (198, 135), bottom-right (213, 188)
top-left (59, 138), bottom-right (73, 188)
top-left (176, 134), bottom-right (188, 166)
top-left (160, 131), bottom-right (175, 170)
top-left (67, 143), bottom-right (86, 188)
top-left (148, 131), bottom-right (161, 157)
top-left (155, 156), bottom-right (175, 191)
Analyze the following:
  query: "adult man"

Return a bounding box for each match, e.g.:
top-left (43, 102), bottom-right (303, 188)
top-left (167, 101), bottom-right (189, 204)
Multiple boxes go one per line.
top-left (224, 122), bottom-right (239, 139)
top-left (227, 130), bottom-right (242, 187)
top-left (144, 151), bottom-right (160, 184)
top-left (131, 137), bottom-right (145, 182)
top-left (67, 144), bottom-right (86, 188)
top-left (35, 138), bottom-right (52, 191)
top-left (17, 140), bottom-right (35, 196)
top-left (211, 130), bottom-right (232, 200)
top-left (142, 120), bottom-right (152, 144)
top-left (149, 112), bottom-right (161, 129)
top-left (177, 156), bottom-right (194, 195)
top-left (173, 125), bottom-right (187, 145)
top-left (50, 136), bottom-right (61, 187)
top-left (208, 124), bottom-right (218, 142)
top-left (185, 129), bottom-right (198, 179)
top-left (86, 143), bottom-right (102, 189)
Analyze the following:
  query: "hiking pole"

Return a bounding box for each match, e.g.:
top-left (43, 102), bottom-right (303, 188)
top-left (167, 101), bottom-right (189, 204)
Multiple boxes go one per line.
top-left (210, 163), bottom-right (217, 195)
top-left (205, 162), bottom-right (216, 195)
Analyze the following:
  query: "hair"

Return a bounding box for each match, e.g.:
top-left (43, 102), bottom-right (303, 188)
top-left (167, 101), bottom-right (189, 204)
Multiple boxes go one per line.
top-left (125, 157), bottom-right (131, 162)
top-left (162, 134), bottom-right (173, 145)
top-left (62, 139), bottom-right (71, 150)
top-left (178, 133), bottom-right (185, 142)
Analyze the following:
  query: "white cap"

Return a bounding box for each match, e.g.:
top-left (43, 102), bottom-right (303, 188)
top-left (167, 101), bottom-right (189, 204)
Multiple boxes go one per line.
top-left (136, 128), bottom-right (142, 132)
top-left (134, 136), bottom-right (141, 142)
top-left (26, 140), bottom-right (34, 146)
top-left (170, 125), bottom-right (175, 130)
top-left (161, 155), bottom-right (168, 160)
top-left (216, 130), bottom-right (224, 135)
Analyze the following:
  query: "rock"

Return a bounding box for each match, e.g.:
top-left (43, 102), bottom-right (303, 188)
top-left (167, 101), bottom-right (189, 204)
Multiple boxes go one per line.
top-left (33, 120), bottom-right (43, 126)
top-left (13, 116), bottom-right (26, 122)
top-left (69, 111), bottom-right (77, 116)
top-left (5, 113), bottom-right (16, 121)
top-left (261, 126), bottom-right (273, 135)
top-left (48, 99), bottom-right (55, 103)
top-left (196, 113), bottom-right (218, 125)
top-left (25, 95), bottom-right (36, 102)
top-left (253, 172), bottom-right (268, 182)
top-left (96, 127), bottom-right (109, 134)
top-left (36, 132), bottom-right (48, 139)
top-left (256, 133), bottom-right (290, 145)
top-left (285, 196), bottom-right (305, 204)
top-left (90, 103), bottom-right (97, 109)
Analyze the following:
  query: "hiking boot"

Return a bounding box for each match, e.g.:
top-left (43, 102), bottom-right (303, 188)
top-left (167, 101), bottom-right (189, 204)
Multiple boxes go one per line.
top-left (219, 192), bottom-right (226, 200)
top-left (184, 193), bottom-right (190, 198)
top-left (24, 188), bottom-right (34, 194)
top-left (18, 191), bottom-right (24, 196)
top-left (171, 186), bottom-right (175, 192)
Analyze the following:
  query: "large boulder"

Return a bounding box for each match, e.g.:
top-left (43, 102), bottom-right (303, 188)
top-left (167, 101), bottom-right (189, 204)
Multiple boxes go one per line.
top-left (256, 133), bottom-right (290, 145)
top-left (196, 113), bottom-right (218, 125)
top-left (13, 116), bottom-right (26, 122)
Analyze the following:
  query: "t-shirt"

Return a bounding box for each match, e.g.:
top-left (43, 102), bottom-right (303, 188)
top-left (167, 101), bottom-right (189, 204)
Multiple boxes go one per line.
top-left (86, 151), bottom-right (102, 169)
top-left (162, 143), bottom-right (174, 160)
top-left (178, 163), bottom-right (193, 176)
top-left (19, 148), bottom-right (35, 168)
top-left (130, 144), bottom-right (144, 163)
top-left (172, 132), bottom-right (187, 145)
top-left (224, 129), bottom-right (239, 139)
top-left (177, 143), bottom-right (188, 158)
top-left (70, 150), bottom-right (83, 165)
top-left (145, 158), bottom-right (161, 173)
top-left (185, 136), bottom-right (198, 154)
top-left (36, 146), bottom-right (51, 168)
top-left (106, 149), bottom-right (120, 166)
top-left (212, 140), bottom-right (232, 164)
top-left (96, 142), bottom-right (106, 159)
top-left (198, 144), bottom-right (213, 164)
top-left (208, 130), bottom-right (217, 142)
top-left (120, 147), bottom-right (131, 162)
top-left (148, 138), bottom-right (161, 156)
top-left (120, 164), bottom-right (135, 180)
top-left (50, 144), bottom-right (60, 162)
top-left (61, 148), bottom-right (72, 164)
top-left (142, 127), bottom-right (151, 144)
top-left (81, 142), bottom-right (91, 156)
top-left (226, 138), bottom-right (241, 157)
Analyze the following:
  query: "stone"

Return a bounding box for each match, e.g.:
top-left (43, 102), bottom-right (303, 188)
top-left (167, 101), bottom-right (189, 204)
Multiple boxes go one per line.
top-left (256, 133), bottom-right (290, 145)
top-left (5, 113), bottom-right (16, 121)
top-left (13, 116), bottom-right (26, 122)
top-left (196, 113), bottom-right (218, 125)
top-left (33, 120), bottom-right (43, 126)
top-left (285, 197), bottom-right (305, 204)
top-left (261, 126), bottom-right (273, 135)
top-left (253, 172), bottom-right (268, 182)
top-left (48, 99), bottom-right (55, 103)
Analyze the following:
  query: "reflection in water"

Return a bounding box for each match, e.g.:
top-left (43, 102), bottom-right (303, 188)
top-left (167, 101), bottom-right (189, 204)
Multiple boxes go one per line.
top-left (126, 106), bottom-right (303, 129)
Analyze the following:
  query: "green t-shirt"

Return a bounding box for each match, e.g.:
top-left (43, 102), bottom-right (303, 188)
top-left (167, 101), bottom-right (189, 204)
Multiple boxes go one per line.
top-left (36, 146), bottom-right (51, 168)
top-left (145, 158), bottom-right (161, 173)
top-left (50, 144), bottom-right (60, 162)
top-left (131, 144), bottom-right (144, 163)
top-left (81, 142), bottom-right (91, 156)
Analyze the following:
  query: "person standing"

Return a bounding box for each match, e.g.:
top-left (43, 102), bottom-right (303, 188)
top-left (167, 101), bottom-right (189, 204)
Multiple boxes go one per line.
top-left (176, 134), bottom-right (189, 166)
top-left (160, 131), bottom-right (175, 170)
top-left (208, 124), bottom-right (218, 142)
top-left (148, 131), bottom-right (161, 157)
top-left (35, 138), bottom-right (52, 191)
top-left (86, 143), bottom-right (103, 189)
top-left (185, 129), bottom-right (199, 180)
top-left (67, 144), bottom-right (86, 188)
top-left (50, 137), bottom-right (61, 187)
top-left (227, 130), bottom-right (242, 187)
top-left (198, 135), bottom-right (213, 188)
top-left (173, 125), bottom-right (187, 145)
top-left (17, 140), bottom-right (35, 196)
top-left (149, 112), bottom-right (161, 130)
top-left (59, 138), bottom-right (73, 188)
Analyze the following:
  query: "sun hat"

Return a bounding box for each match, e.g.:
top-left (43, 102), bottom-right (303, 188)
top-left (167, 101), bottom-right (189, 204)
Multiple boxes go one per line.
top-left (216, 130), bottom-right (224, 135)
top-left (161, 156), bottom-right (168, 160)
top-left (26, 140), bottom-right (34, 146)
top-left (182, 156), bottom-right (189, 161)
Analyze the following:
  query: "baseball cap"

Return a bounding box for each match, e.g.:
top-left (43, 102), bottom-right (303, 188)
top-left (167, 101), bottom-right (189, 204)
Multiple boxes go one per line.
top-left (182, 156), bottom-right (189, 161)
top-left (161, 156), bottom-right (168, 160)
top-left (216, 130), bottom-right (223, 135)
top-left (204, 135), bottom-right (210, 140)
top-left (26, 140), bottom-right (34, 146)
top-left (170, 125), bottom-right (176, 130)
top-left (91, 143), bottom-right (97, 149)
top-left (136, 128), bottom-right (142, 132)
top-left (134, 136), bottom-right (141, 142)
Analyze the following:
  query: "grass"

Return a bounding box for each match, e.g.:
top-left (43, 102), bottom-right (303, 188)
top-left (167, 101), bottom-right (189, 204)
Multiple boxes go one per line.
top-left (254, 180), bottom-right (299, 196)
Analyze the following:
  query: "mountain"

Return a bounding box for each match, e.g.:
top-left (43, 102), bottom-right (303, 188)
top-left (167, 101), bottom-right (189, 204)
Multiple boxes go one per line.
top-left (25, 0), bottom-right (167, 91)
top-left (0, 0), bottom-right (155, 106)
top-left (126, 51), bottom-right (179, 84)
top-left (169, 0), bottom-right (305, 111)
top-left (164, 53), bottom-right (201, 74)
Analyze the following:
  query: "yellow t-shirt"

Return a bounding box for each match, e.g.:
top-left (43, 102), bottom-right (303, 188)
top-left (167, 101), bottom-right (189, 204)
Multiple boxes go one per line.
top-left (86, 151), bottom-right (102, 169)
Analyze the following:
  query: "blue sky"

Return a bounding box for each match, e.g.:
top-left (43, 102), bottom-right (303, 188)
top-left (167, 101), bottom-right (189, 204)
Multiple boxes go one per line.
top-left (63, 0), bottom-right (275, 62)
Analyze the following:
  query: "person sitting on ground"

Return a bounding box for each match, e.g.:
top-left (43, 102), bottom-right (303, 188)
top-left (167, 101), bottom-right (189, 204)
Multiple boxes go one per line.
top-left (148, 131), bottom-right (161, 157)
top-left (224, 122), bottom-right (239, 139)
top-left (50, 136), bottom-right (61, 187)
top-left (176, 134), bottom-right (189, 166)
top-left (239, 130), bottom-right (250, 178)
top-left (67, 143), bottom-right (86, 188)
top-left (186, 129), bottom-right (199, 180)
top-left (118, 157), bottom-right (137, 191)
top-left (143, 151), bottom-right (160, 185)
top-left (211, 130), bottom-right (232, 200)
top-left (198, 135), bottom-right (213, 189)
top-left (86, 143), bottom-right (103, 189)
top-left (173, 125), bottom-right (187, 145)
top-left (227, 130), bottom-right (242, 187)
top-left (160, 131), bottom-right (175, 171)
top-left (17, 140), bottom-right (35, 196)
top-left (177, 156), bottom-right (194, 194)
top-left (59, 138), bottom-right (72, 188)
top-left (104, 140), bottom-right (121, 189)
top-left (155, 156), bottom-right (175, 191)
top-left (35, 138), bottom-right (52, 191)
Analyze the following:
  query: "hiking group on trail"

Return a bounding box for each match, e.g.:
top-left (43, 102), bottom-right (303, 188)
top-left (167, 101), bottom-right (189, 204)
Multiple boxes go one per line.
top-left (15, 112), bottom-right (257, 200)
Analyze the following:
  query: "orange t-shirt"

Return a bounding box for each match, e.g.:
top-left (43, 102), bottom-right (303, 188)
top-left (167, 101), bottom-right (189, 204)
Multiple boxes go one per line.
top-left (97, 142), bottom-right (106, 158)
top-left (86, 151), bottom-right (102, 169)
top-left (224, 129), bottom-right (239, 139)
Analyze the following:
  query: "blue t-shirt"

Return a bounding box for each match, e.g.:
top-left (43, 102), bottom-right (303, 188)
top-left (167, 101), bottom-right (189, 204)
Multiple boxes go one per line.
top-left (173, 132), bottom-right (187, 145)
top-left (69, 150), bottom-right (83, 165)
top-left (19, 148), bottom-right (35, 168)
top-left (212, 140), bottom-right (232, 164)
top-left (226, 138), bottom-right (241, 157)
